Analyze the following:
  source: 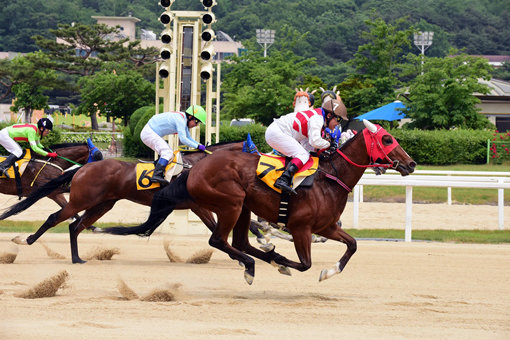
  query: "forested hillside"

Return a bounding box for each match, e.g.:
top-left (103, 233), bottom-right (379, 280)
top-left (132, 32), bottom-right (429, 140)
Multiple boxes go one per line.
top-left (1, 0), bottom-right (509, 65)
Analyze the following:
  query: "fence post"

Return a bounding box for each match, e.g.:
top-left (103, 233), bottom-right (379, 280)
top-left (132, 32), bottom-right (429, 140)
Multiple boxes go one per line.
top-left (405, 186), bottom-right (413, 242)
top-left (499, 179), bottom-right (504, 230)
top-left (353, 185), bottom-right (359, 228)
top-left (487, 139), bottom-right (490, 164)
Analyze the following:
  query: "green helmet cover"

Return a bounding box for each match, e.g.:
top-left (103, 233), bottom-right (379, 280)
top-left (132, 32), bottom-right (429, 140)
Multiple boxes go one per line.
top-left (186, 105), bottom-right (207, 123)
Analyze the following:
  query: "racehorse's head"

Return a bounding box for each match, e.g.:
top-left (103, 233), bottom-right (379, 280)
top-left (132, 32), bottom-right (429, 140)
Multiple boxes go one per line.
top-left (319, 86), bottom-right (341, 103)
top-left (362, 120), bottom-right (416, 176)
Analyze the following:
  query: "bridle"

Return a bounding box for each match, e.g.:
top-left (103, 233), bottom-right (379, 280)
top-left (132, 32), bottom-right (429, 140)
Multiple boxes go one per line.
top-left (320, 127), bottom-right (400, 192)
top-left (337, 127), bottom-right (400, 170)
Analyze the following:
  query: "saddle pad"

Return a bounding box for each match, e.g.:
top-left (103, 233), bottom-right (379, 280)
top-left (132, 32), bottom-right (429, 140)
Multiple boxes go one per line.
top-left (256, 154), bottom-right (318, 193)
top-left (0, 149), bottom-right (31, 179)
top-left (135, 151), bottom-right (182, 190)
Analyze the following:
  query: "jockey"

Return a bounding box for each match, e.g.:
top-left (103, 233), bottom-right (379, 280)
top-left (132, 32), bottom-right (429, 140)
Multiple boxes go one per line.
top-left (0, 118), bottom-right (57, 178)
top-left (265, 99), bottom-right (348, 194)
top-left (140, 105), bottom-right (207, 184)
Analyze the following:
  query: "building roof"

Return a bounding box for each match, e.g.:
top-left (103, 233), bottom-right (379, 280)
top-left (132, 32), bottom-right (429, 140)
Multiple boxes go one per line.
top-left (91, 15), bottom-right (141, 23)
top-left (477, 78), bottom-right (510, 97)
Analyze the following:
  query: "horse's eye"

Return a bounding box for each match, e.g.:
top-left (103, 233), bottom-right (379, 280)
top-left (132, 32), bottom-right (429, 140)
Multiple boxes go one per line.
top-left (382, 135), bottom-right (393, 146)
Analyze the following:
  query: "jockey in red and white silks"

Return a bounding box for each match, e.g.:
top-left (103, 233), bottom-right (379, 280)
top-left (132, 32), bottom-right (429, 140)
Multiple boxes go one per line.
top-left (265, 99), bottom-right (348, 194)
top-left (266, 108), bottom-right (330, 167)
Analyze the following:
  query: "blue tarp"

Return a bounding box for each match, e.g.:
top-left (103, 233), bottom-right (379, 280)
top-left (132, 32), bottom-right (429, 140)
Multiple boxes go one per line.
top-left (355, 101), bottom-right (407, 121)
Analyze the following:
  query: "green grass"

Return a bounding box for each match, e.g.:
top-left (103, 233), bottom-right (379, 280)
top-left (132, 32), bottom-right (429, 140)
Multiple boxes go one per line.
top-left (0, 221), bottom-right (136, 233)
top-left (362, 163), bottom-right (510, 205)
top-left (345, 229), bottom-right (510, 244)
top-left (1, 221), bottom-right (509, 244)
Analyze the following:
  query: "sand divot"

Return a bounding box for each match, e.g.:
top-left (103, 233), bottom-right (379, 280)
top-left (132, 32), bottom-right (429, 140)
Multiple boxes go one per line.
top-left (186, 249), bottom-right (213, 264)
top-left (163, 239), bottom-right (183, 262)
top-left (163, 239), bottom-right (213, 263)
top-left (84, 246), bottom-right (120, 261)
top-left (140, 283), bottom-right (182, 302)
top-left (117, 279), bottom-right (139, 300)
top-left (117, 278), bottom-right (181, 302)
top-left (15, 270), bottom-right (69, 299)
top-left (40, 242), bottom-right (66, 259)
top-left (0, 243), bottom-right (18, 264)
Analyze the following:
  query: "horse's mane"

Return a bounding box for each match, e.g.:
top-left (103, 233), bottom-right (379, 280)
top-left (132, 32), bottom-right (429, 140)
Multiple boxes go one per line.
top-left (49, 142), bottom-right (87, 150)
top-left (338, 129), bottom-right (364, 151)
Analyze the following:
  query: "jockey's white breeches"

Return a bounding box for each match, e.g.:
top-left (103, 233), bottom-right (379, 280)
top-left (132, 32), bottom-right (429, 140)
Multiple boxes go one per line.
top-left (265, 122), bottom-right (310, 166)
top-left (0, 128), bottom-right (23, 158)
top-left (140, 124), bottom-right (173, 161)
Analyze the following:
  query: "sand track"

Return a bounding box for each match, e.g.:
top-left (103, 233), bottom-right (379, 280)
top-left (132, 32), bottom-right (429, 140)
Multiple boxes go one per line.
top-left (0, 232), bottom-right (509, 339)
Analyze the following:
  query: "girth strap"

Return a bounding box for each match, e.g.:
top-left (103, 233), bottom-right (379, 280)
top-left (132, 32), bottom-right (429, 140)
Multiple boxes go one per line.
top-left (13, 163), bottom-right (22, 200)
top-left (276, 192), bottom-right (290, 227)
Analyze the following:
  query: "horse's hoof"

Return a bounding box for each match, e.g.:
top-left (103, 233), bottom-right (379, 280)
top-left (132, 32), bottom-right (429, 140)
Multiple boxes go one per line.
top-left (259, 243), bottom-right (275, 252)
top-left (72, 258), bottom-right (87, 264)
top-left (238, 261), bottom-right (244, 267)
top-left (256, 237), bottom-right (266, 245)
top-left (278, 265), bottom-right (291, 276)
top-left (91, 227), bottom-right (104, 233)
top-left (11, 236), bottom-right (28, 245)
top-left (319, 269), bottom-right (329, 282)
top-left (244, 271), bottom-right (254, 285)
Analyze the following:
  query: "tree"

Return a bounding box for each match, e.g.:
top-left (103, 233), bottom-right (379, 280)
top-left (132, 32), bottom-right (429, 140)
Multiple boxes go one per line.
top-left (77, 67), bottom-right (154, 126)
top-left (405, 54), bottom-right (493, 130)
top-left (1, 53), bottom-right (57, 122)
top-left (221, 30), bottom-right (315, 126)
top-left (339, 16), bottom-right (414, 115)
top-left (33, 23), bottom-right (157, 129)
top-left (492, 61), bottom-right (510, 82)
top-left (10, 84), bottom-right (49, 123)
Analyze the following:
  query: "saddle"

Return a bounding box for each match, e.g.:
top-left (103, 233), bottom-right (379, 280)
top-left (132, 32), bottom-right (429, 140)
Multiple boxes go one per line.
top-left (256, 154), bottom-right (318, 194)
top-left (135, 151), bottom-right (184, 190)
top-left (0, 149), bottom-right (31, 179)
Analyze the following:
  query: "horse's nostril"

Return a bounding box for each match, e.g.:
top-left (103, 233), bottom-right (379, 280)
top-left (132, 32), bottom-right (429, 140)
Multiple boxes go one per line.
top-left (409, 161), bottom-right (416, 169)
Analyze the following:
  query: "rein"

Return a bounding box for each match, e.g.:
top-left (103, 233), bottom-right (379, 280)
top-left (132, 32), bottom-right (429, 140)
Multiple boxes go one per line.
top-left (319, 128), bottom-right (399, 192)
top-left (30, 150), bottom-right (84, 185)
top-left (337, 130), bottom-right (399, 170)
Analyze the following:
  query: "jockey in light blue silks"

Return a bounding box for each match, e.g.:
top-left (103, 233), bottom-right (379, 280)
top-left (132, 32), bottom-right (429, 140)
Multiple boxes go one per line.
top-left (140, 105), bottom-right (207, 184)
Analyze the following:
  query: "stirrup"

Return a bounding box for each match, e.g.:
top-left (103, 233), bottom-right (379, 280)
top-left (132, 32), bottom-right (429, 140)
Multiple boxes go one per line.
top-left (0, 167), bottom-right (10, 179)
top-left (275, 181), bottom-right (297, 195)
top-left (150, 176), bottom-right (168, 185)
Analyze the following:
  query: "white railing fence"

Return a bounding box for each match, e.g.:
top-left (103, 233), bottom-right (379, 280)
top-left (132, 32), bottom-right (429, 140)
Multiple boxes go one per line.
top-left (354, 170), bottom-right (510, 242)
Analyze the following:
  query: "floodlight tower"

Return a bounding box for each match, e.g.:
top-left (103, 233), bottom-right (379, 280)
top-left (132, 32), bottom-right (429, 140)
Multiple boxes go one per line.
top-left (413, 31), bottom-right (434, 74)
top-left (256, 29), bottom-right (275, 57)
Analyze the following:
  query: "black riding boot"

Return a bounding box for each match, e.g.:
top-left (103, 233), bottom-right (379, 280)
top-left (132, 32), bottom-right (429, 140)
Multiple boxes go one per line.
top-left (274, 163), bottom-right (299, 195)
top-left (151, 162), bottom-right (169, 185)
top-left (0, 154), bottom-right (18, 179)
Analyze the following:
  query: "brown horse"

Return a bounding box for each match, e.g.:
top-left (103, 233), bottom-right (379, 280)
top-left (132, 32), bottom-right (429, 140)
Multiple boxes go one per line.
top-left (0, 141), bottom-right (101, 210)
top-left (3, 141), bottom-right (243, 263)
top-left (102, 120), bottom-right (416, 284)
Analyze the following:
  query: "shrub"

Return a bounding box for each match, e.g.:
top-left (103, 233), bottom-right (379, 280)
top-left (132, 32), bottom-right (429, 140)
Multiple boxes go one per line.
top-left (390, 129), bottom-right (494, 165)
top-left (488, 131), bottom-right (510, 165)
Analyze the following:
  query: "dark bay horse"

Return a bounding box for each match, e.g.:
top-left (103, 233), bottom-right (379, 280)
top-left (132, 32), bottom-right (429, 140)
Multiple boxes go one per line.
top-left (3, 142), bottom-right (243, 263)
top-left (103, 120), bottom-right (416, 284)
top-left (0, 142), bottom-right (101, 210)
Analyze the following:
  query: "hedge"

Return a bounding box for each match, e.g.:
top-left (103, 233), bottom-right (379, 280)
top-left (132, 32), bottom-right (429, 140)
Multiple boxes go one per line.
top-left (389, 129), bottom-right (494, 165)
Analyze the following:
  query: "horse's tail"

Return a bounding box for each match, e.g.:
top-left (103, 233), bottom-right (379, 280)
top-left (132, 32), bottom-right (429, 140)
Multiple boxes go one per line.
top-left (101, 172), bottom-right (191, 237)
top-left (0, 168), bottom-right (79, 220)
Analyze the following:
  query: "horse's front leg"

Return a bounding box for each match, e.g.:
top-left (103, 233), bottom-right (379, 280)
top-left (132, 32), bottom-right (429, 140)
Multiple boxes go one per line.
top-left (254, 227), bottom-right (314, 273)
top-left (232, 214), bottom-right (291, 276)
top-left (316, 221), bottom-right (357, 281)
top-left (210, 206), bottom-right (256, 285)
top-left (69, 200), bottom-right (117, 264)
